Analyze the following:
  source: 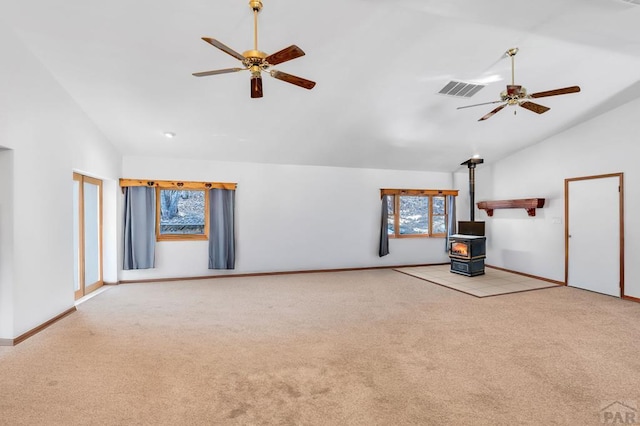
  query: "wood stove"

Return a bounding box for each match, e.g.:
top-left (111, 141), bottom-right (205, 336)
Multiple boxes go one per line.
top-left (451, 158), bottom-right (487, 277)
top-left (449, 234), bottom-right (486, 276)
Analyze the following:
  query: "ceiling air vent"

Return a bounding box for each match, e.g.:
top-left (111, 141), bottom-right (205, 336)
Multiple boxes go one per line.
top-left (438, 81), bottom-right (485, 98)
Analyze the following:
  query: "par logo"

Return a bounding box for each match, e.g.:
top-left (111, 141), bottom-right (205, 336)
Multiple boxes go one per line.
top-left (600, 401), bottom-right (639, 424)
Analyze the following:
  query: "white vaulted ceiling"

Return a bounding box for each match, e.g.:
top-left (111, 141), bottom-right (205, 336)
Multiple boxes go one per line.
top-left (5, 0), bottom-right (640, 172)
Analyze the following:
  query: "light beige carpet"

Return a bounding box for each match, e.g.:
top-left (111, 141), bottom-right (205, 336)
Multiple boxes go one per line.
top-left (1, 269), bottom-right (639, 425)
top-left (395, 264), bottom-right (560, 297)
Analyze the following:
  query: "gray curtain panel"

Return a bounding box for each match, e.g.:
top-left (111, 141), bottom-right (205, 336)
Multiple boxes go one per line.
top-left (379, 195), bottom-right (390, 257)
top-left (209, 188), bottom-right (236, 269)
top-left (445, 195), bottom-right (457, 252)
top-left (123, 186), bottom-right (156, 270)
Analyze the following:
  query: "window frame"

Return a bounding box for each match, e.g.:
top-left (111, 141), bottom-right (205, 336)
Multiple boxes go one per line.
top-left (430, 194), bottom-right (447, 238)
top-left (155, 187), bottom-right (210, 242)
top-left (381, 188), bottom-right (458, 239)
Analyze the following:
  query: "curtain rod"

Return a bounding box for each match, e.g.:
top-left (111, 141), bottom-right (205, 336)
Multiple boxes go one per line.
top-left (380, 188), bottom-right (459, 197)
top-left (119, 178), bottom-right (237, 191)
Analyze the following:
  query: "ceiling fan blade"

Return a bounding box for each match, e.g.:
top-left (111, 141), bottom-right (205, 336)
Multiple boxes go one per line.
top-left (251, 76), bottom-right (263, 98)
top-left (529, 86), bottom-right (581, 99)
top-left (192, 68), bottom-right (245, 77)
top-left (201, 37), bottom-right (245, 62)
top-left (520, 101), bottom-right (550, 114)
top-left (457, 100), bottom-right (503, 110)
top-left (269, 70), bottom-right (316, 90)
top-left (478, 103), bottom-right (507, 121)
top-left (265, 45), bottom-right (305, 66)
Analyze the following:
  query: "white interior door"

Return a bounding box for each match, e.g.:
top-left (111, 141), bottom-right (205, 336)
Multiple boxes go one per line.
top-left (566, 175), bottom-right (622, 297)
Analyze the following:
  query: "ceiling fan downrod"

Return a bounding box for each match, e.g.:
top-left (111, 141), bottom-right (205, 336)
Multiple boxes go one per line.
top-left (250, 0), bottom-right (263, 51)
top-left (507, 47), bottom-right (518, 86)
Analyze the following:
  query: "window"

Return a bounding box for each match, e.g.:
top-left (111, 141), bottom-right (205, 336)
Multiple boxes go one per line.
top-left (119, 179), bottom-right (238, 242)
top-left (382, 189), bottom-right (457, 238)
top-left (157, 189), bottom-right (209, 241)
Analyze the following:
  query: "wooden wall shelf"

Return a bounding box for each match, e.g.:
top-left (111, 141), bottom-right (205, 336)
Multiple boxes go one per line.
top-left (477, 198), bottom-right (545, 217)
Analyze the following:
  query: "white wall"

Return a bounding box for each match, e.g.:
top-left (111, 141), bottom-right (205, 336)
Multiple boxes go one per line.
top-left (453, 171), bottom-right (471, 223)
top-left (0, 25), bottom-right (121, 339)
top-left (101, 179), bottom-right (119, 284)
top-left (120, 156), bottom-right (458, 280)
top-left (476, 97), bottom-right (640, 298)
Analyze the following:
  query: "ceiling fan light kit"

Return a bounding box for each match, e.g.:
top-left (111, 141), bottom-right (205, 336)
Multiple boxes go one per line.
top-left (457, 47), bottom-right (581, 121)
top-left (193, 0), bottom-right (316, 98)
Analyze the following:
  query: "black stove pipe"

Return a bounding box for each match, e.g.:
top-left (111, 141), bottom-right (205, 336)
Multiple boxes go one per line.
top-left (461, 158), bottom-right (484, 221)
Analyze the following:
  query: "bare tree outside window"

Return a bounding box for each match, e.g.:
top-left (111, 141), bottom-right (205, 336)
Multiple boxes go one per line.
top-left (158, 189), bottom-right (207, 238)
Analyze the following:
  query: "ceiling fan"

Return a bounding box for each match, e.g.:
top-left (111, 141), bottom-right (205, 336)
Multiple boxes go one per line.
top-left (457, 48), bottom-right (580, 121)
top-left (193, 0), bottom-right (316, 98)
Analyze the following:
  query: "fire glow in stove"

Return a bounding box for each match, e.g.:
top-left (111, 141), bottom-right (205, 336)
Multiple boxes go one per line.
top-left (449, 234), bottom-right (486, 276)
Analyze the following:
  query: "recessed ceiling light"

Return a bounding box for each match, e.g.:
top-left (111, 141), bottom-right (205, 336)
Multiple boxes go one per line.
top-left (164, 132), bottom-right (176, 138)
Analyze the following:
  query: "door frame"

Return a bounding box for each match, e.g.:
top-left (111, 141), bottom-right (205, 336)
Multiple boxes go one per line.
top-left (564, 172), bottom-right (624, 297)
top-left (73, 172), bottom-right (103, 300)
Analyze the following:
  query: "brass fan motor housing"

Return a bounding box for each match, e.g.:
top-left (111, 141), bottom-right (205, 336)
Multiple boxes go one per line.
top-left (242, 50), bottom-right (267, 60)
top-left (500, 85), bottom-right (527, 103)
top-left (242, 50), bottom-right (269, 71)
